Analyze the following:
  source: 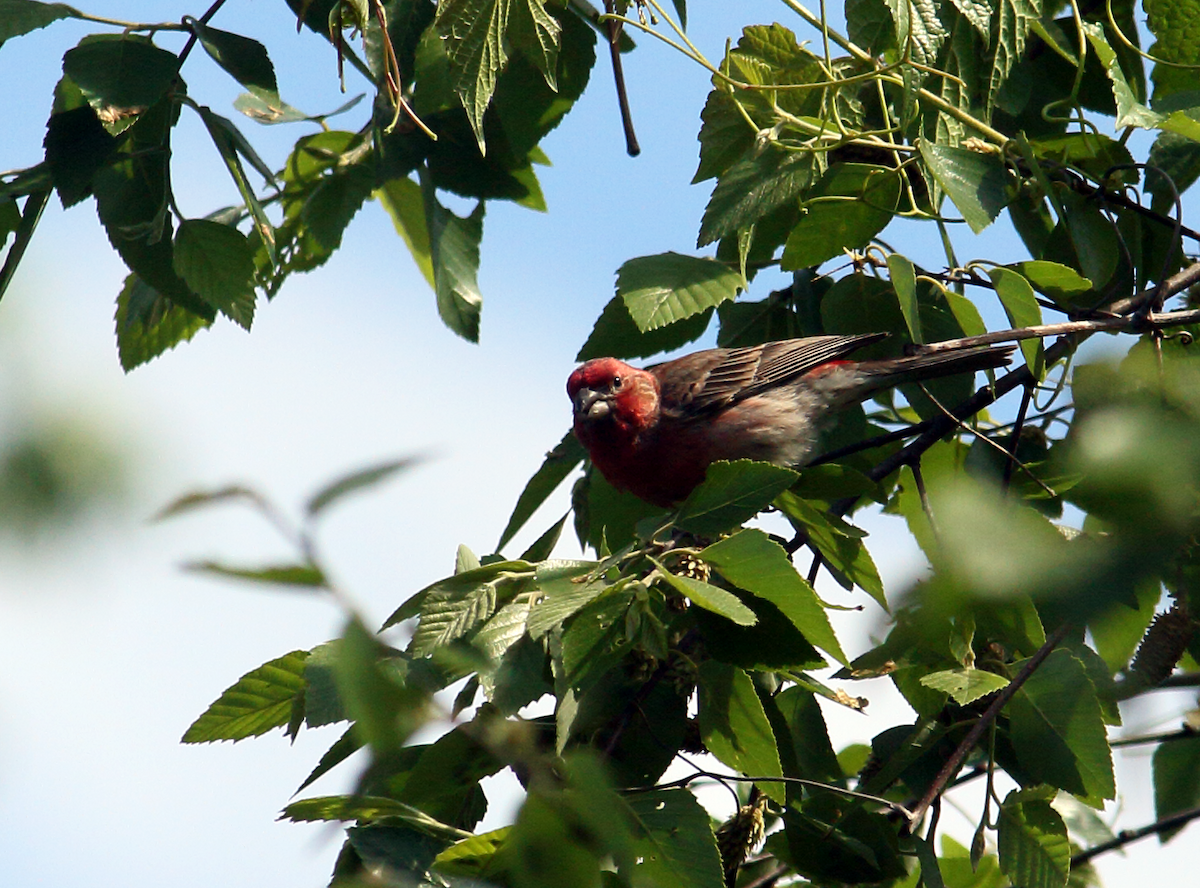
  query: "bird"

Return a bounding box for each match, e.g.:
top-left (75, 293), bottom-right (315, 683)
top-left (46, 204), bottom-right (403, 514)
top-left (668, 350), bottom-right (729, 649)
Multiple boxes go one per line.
top-left (567, 333), bottom-right (1015, 507)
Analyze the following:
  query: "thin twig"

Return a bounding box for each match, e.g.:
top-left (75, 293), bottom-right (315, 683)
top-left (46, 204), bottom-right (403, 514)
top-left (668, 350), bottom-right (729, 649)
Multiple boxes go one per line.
top-left (1071, 804), bottom-right (1200, 867)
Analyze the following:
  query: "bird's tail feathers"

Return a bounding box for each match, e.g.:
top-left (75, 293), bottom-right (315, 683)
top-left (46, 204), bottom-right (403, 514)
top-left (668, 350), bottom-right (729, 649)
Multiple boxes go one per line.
top-left (858, 343), bottom-right (1017, 386)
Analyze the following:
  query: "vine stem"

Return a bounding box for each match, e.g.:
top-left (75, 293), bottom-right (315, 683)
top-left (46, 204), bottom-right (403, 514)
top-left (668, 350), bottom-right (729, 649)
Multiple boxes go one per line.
top-left (905, 623), bottom-right (1072, 830)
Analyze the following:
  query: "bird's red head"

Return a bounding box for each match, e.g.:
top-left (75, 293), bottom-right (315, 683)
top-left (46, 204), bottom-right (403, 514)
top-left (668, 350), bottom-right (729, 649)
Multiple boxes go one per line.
top-left (567, 357), bottom-right (658, 432)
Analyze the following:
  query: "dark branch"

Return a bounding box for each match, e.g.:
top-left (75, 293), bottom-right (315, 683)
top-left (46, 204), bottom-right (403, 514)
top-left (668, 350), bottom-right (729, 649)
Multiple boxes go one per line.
top-left (1071, 804), bottom-right (1200, 867)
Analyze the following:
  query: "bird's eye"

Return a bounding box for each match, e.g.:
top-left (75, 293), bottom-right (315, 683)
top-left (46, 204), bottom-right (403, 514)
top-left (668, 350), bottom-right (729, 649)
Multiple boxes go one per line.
top-left (612, 375), bottom-right (623, 389)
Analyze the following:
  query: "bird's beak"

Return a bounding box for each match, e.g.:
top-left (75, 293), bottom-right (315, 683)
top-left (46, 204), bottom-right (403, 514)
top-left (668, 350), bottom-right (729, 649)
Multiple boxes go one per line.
top-left (573, 386), bottom-right (612, 421)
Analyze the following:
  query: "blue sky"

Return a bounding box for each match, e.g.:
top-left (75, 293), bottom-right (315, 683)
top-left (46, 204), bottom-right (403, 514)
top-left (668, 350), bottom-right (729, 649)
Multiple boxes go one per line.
top-left (0, 2), bottom-right (1195, 885)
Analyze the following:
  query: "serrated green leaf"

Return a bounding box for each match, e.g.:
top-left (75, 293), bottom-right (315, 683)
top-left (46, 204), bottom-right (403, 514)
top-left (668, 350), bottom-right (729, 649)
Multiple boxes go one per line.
top-left (697, 661), bottom-right (784, 803)
top-left (113, 272), bottom-right (211, 371)
top-left (62, 34), bottom-right (180, 110)
top-left (0, 0), bottom-right (77, 41)
top-left (172, 219), bottom-right (256, 328)
top-left (615, 252), bottom-right (742, 333)
top-left (651, 557), bottom-right (757, 626)
top-left (1008, 649), bottom-right (1115, 804)
top-left (184, 560), bottom-right (327, 588)
top-left (410, 580), bottom-right (500, 656)
top-left (377, 177), bottom-right (434, 289)
top-left (675, 459), bottom-right (798, 534)
top-left (383, 559), bottom-right (534, 629)
top-left (497, 431), bottom-right (585, 551)
top-left (699, 146), bottom-right (818, 248)
top-left (775, 491), bottom-right (885, 608)
top-left (624, 789), bottom-right (724, 888)
top-left (423, 183), bottom-right (484, 342)
top-left (781, 164), bottom-right (901, 270)
top-left (526, 564), bottom-right (604, 638)
top-left (919, 138), bottom-right (1010, 233)
top-left (1153, 735), bottom-right (1200, 842)
top-left (304, 641), bottom-right (347, 728)
top-left (433, 827), bottom-right (510, 877)
top-left (693, 87), bottom-right (755, 184)
top-left (700, 527), bottom-right (847, 664)
top-left (182, 650), bottom-right (309, 742)
top-left (190, 20), bottom-right (279, 101)
top-left (472, 598), bottom-right (533, 661)
top-left (997, 790), bottom-right (1070, 888)
top-left (1082, 23), bottom-right (1161, 130)
top-left (988, 0), bottom-right (1037, 113)
top-left (296, 726), bottom-right (362, 793)
top-left (435, 0), bottom-right (559, 153)
top-left (282, 794), bottom-right (472, 840)
top-left (306, 457), bottom-right (421, 517)
top-left (920, 667), bottom-right (1010, 704)
top-left (575, 293), bottom-right (713, 361)
top-left (987, 267), bottom-right (1043, 375)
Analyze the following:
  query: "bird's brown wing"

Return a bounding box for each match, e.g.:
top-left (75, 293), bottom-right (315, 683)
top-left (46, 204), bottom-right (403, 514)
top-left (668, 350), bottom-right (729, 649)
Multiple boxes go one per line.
top-left (653, 333), bottom-right (888, 415)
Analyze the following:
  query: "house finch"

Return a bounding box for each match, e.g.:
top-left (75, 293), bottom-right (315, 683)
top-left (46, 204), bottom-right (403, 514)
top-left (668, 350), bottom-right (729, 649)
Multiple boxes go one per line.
top-left (568, 333), bottom-right (1015, 506)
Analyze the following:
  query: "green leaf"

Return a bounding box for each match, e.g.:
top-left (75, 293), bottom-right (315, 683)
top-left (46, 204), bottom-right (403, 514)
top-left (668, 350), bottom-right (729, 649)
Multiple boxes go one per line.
top-left (675, 459), bottom-right (798, 534)
top-left (172, 219), bottom-right (256, 329)
top-left (473, 598), bottom-right (533, 662)
top-left (304, 641), bottom-right (348, 727)
top-left (575, 293), bottom-right (712, 361)
top-left (919, 138), bottom-right (1011, 233)
top-left (1010, 260), bottom-right (1094, 309)
top-left (295, 726), bottom-right (362, 793)
top-left (919, 667), bottom-right (1010, 705)
top-left (282, 795), bottom-right (471, 841)
top-left (988, 0), bottom-right (1038, 113)
top-left (423, 183), bottom-right (484, 342)
top-left (377, 177), bottom-right (434, 289)
top-left (1082, 23), bottom-right (1161, 130)
top-left (987, 267), bottom-right (1043, 375)
top-left (1153, 735), bottom-right (1200, 842)
top-left (997, 789), bottom-right (1070, 888)
top-left (509, 0), bottom-right (561, 90)
top-left (615, 252), bottom-right (742, 333)
top-left (434, 0), bottom-right (560, 153)
top-left (433, 827), bottom-right (509, 878)
top-left (114, 272), bottom-right (211, 371)
top-left (651, 557), bottom-right (757, 626)
top-left (0, 0), bottom-right (77, 41)
top-left (526, 561), bottom-right (604, 638)
top-left (182, 650), bottom-right (309, 743)
top-left (624, 789), bottom-right (725, 888)
top-left (410, 579), bottom-right (500, 655)
top-left (698, 146), bottom-right (818, 246)
top-left (184, 560), bottom-right (327, 589)
top-left (693, 88), bottom-right (756, 184)
top-left (697, 662), bottom-right (785, 803)
top-left (195, 106), bottom-right (276, 259)
top-left (62, 34), bottom-right (180, 110)
top-left (335, 615), bottom-right (432, 752)
top-left (770, 685), bottom-right (843, 783)
top-left (306, 457), bottom-right (422, 517)
top-left (781, 164), bottom-right (901, 270)
top-left (775, 492), bottom-right (885, 609)
top-left (190, 20), bottom-right (279, 101)
top-left (888, 253), bottom-right (923, 343)
top-left (1146, 0), bottom-right (1200, 100)
top-left (1008, 649), bottom-right (1115, 805)
top-left (497, 431), bottom-right (585, 551)
top-left (700, 528), bottom-right (847, 664)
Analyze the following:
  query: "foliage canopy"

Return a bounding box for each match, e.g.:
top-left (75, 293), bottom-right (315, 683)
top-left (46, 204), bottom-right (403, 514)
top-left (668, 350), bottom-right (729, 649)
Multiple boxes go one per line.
top-left (5, 0), bottom-right (1200, 886)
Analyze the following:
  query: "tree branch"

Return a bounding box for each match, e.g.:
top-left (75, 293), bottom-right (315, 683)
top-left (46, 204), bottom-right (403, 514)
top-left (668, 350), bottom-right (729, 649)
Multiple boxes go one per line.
top-left (905, 623), bottom-right (1071, 830)
top-left (1071, 804), bottom-right (1200, 867)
